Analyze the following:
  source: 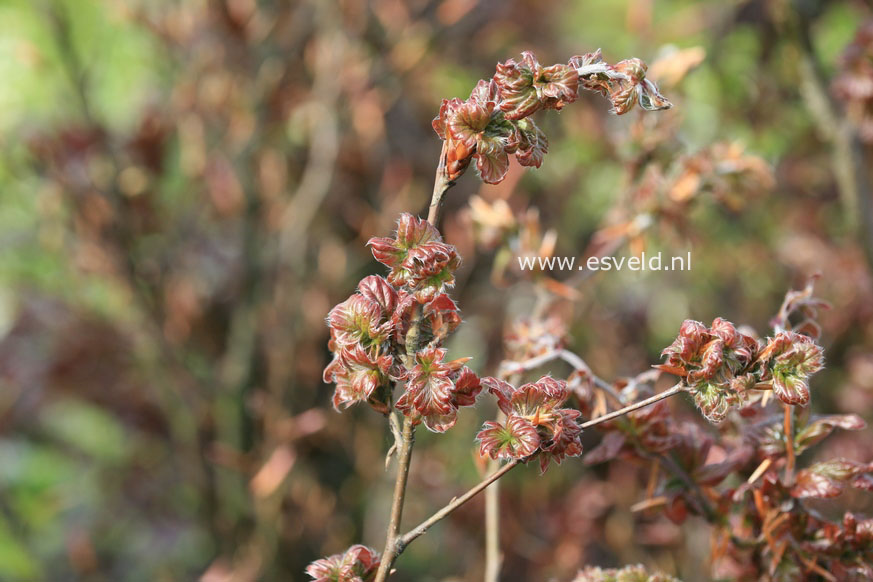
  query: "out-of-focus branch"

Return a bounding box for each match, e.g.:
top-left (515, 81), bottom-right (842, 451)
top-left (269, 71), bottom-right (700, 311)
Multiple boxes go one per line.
top-left (794, 14), bottom-right (873, 268)
top-left (499, 349), bottom-right (625, 405)
top-left (278, 4), bottom-right (343, 269)
top-left (483, 465), bottom-right (502, 582)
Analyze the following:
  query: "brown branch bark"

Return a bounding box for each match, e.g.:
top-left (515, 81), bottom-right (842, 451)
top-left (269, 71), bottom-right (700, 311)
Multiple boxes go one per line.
top-left (374, 417), bottom-right (416, 582)
top-left (427, 141), bottom-right (456, 225)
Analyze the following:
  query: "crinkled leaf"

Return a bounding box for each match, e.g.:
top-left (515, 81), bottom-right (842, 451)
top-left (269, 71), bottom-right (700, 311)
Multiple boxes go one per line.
top-left (422, 293), bottom-right (461, 342)
top-left (482, 376), bottom-right (515, 415)
top-left (568, 49), bottom-right (604, 70)
top-left (573, 564), bottom-right (682, 582)
top-left (396, 347), bottom-right (455, 417)
top-left (691, 382), bottom-right (733, 424)
top-left (368, 214), bottom-right (460, 299)
top-left (538, 408), bottom-right (583, 473)
top-left (477, 415), bottom-right (540, 460)
top-left (474, 148), bottom-right (510, 185)
top-left (509, 383), bottom-right (552, 418)
top-left (613, 58), bottom-right (648, 83)
top-left (448, 100), bottom-right (493, 151)
top-left (327, 294), bottom-right (390, 349)
top-left (494, 55), bottom-right (540, 120)
top-left (538, 63), bottom-right (579, 109)
top-left (306, 544), bottom-right (380, 582)
top-left (514, 118), bottom-right (548, 168)
top-left (432, 97), bottom-right (463, 139)
top-left (608, 84), bottom-right (638, 115)
top-left (356, 275), bottom-right (397, 314)
top-left (772, 370), bottom-right (810, 406)
top-left (368, 213), bottom-right (442, 270)
top-left (327, 345), bottom-right (393, 412)
top-left (452, 367), bottom-right (482, 407)
top-left (469, 78), bottom-right (499, 106)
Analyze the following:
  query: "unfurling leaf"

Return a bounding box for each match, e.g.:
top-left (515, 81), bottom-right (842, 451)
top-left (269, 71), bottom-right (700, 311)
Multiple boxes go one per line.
top-left (477, 415), bottom-right (540, 460)
top-left (306, 544), bottom-right (381, 582)
top-left (395, 347), bottom-right (481, 432)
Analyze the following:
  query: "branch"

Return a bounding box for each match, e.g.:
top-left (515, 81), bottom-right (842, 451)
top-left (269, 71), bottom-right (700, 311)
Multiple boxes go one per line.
top-left (427, 141), bottom-right (456, 226)
top-left (373, 140), bottom-right (459, 580)
top-left (483, 408), bottom-right (510, 582)
top-left (383, 384), bottom-right (687, 564)
top-left (483, 469), bottom-right (502, 582)
top-left (794, 13), bottom-right (873, 268)
top-left (581, 382), bottom-right (686, 430)
top-left (374, 417), bottom-right (416, 582)
top-left (397, 460), bottom-right (520, 552)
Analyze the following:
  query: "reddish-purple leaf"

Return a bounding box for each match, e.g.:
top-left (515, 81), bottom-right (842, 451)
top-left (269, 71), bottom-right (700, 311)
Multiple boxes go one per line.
top-left (583, 431), bottom-right (627, 465)
top-left (477, 415), bottom-right (540, 460)
top-left (306, 544), bottom-right (380, 582)
top-left (792, 459), bottom-right (873, 499)
top-left (795, 414), bottom-right (866, 454)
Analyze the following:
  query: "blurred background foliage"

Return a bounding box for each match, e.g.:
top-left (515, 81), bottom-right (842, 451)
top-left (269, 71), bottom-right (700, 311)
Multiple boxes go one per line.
top-left (0, 0), bottom-right (872, 580)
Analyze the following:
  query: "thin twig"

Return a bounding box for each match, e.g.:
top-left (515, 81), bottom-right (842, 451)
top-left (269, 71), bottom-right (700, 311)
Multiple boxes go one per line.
top-left (397, 460), bottom-right (520, 551)
top-left (580, 383), bottom-right (686, 429)
top-left (374, 417), bottom-right (416, 582)
top-left (381, 383), bottom-right (687, 573)
top-left (427, 141), bottom-right (456, 225)
top-left (558, 350), bottom-right (626, 404)
top-left (373, 137), bottom-right (457, 581)
top-left (385, 411), bottom-right (403, 469)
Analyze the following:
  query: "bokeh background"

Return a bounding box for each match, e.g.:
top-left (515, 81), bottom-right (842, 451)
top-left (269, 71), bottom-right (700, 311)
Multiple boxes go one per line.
top-left (1, 0), bottom-right (873, 580)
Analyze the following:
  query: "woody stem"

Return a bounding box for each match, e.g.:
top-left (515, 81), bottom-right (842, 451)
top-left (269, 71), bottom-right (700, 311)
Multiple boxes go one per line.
top-left (580, 383), bottom-right (687, 430)
top-left (374, 417), bottom-right (415, 582)
top-left (428, 141), bottom-right (456, 225)
top-left (374, 150), bottom-right (458, 581)
top-left (397, 460), bottom-right (520, 551)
